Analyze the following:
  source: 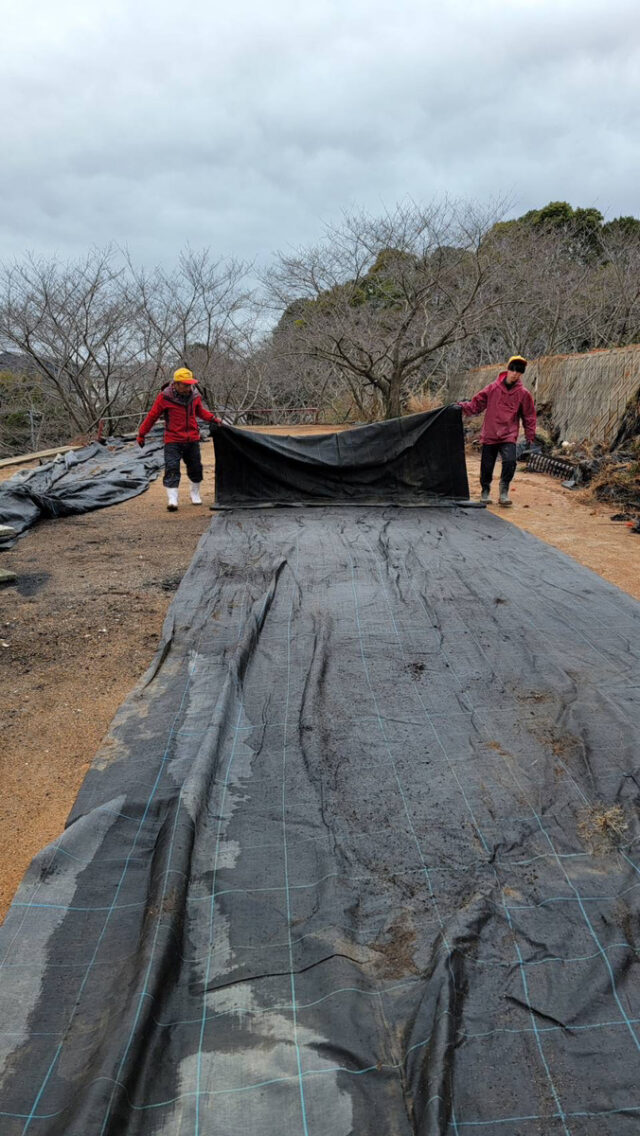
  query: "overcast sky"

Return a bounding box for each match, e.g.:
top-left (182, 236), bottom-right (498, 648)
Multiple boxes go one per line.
top-left (2, 0), bottom-right (640, 269)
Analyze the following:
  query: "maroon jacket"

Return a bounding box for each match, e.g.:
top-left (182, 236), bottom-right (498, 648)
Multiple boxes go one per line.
top-left (459, 372), bottom-right (536, 444)
top-left (138, 386), bottom-right (220, 444)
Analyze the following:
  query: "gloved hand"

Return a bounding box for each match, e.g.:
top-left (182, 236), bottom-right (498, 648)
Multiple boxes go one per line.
top-left (209, 419), bottom-right (222, 435)
top-left (137, 435), bottom-right (145, 448)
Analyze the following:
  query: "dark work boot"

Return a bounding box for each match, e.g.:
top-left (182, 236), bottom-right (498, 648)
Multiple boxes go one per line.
top-left (498, 480), bottom-right (513, 507)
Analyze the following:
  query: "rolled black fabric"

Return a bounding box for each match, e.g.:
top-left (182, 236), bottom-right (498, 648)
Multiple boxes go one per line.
top-left (211, 407), bottom-right (470, 506)
top-left (0, 438), bottom-right (164, 543)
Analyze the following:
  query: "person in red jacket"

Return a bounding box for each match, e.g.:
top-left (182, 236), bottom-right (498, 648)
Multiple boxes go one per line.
top-left (137, 367), bottom-right (221, 511)
top-left (458, 355), bottom-right (536, 507)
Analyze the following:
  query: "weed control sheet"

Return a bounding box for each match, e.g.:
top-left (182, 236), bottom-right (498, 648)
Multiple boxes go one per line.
top-left (1, 508), bottom-right (640, 1134)
top-left (0, 437), bottom-right (164, 543)
top-left (211, 406), bottom-right (470, 505)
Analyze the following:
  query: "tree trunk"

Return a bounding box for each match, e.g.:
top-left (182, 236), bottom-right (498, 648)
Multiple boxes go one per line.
top-left (385, 371), bottom-right (403, 419)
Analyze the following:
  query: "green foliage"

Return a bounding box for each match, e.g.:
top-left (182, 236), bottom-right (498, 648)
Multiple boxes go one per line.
top-left (0, 370), bottom-right (46, 407)
top-left (350, 273), bottom-right (404, 310)
top-left (602, 216), bottom-right (640, 239)
top-left (489, 200), bottom-right (640, 263)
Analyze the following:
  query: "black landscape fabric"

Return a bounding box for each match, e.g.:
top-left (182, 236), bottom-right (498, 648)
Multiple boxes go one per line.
top-left (211, 406), bottom-right (470, 505)
top-left (0, 437), bottom-right (164, 544)
top-left (2, 508), bottom-right (640, 1134)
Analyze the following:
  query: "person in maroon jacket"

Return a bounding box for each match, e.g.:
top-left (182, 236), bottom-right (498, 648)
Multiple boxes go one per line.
top-left (137, 368), bottom-right (221, 511)
top-left (458, 355), bottom-right (536, 507)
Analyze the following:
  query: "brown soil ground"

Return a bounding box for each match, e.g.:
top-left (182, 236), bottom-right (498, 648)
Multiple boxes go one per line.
top-left (0, 432), bottom-right (638, 921)
top-left (466, 454), bottom-right (640, 599)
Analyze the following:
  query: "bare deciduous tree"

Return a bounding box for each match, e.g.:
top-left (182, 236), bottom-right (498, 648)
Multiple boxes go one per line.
top-left (0, 248), bottom-right (263, 443)
top-left (264, 201), bottom-right (504, 418)
top-left (126, 249), bottom-right (259, 417)
top-left (0, 248), bottom-right (145, 434)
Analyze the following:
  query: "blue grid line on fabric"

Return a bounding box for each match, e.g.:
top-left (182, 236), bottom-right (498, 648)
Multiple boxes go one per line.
top-left (0, 841), bottom-right (64, 971)
top-left (43, 832), bottom-right (598, 876)
top-left (0, 1014), bottom-right (456, 1121)
top-left (193, 696), bottom-right (248, 1136)
top-left (4, 933), bottom-right (636, 982)
top-left (540, 573), bottom-right (639, 635)
top-left (547, 751), bottom-right (640, 888)
top-left (105, 563), bottom-right (287, 1131)
top-left (18, 601), bottom-right (221, 1136)
top-left (145, 977), bottom-right (420, 1031)
top-left (456, 1104), bottom-right (640, 1127)
top-left (463, 1013), bottom-right (640, 1042)
top-left (97, 582), bottom-right (253, 1136)
top-left (196, 745), bottom-right (536, 786)
top-left (532, 596), bottom-right (634, 681)
top-left (99, 697), bottom-right (243, 1133)
top-left (88, 699), bottom-right (549, 769)
top-left (14, 865), bottom-right (426, 913)
top-left (6, 993), bottom-right (640, 1052)
top-left (9, 1042), bottom-right (63, 1130)
top-left (478, 544), bottom-right (635, 683)
top-left (7, 936), bottom-right (636, 981)
top-left (433, 565), bottom-right (640, 1084)
top-left (14, 1047), bottom-right (640, 1126)
top-left (231, 840), bottom-right (591, 871)
top-left (15, 879), bottom-right (640, 919)
top-left (361, 527), bottom-right (572, 1134)
top-left (181, 915), bottom-right (443, 958)
top-left (498, 896), bottom-right (571, 1135)
top-left (170, 747), bottom-right (640, 794)
top-left (6, 1092), bottom-right (640, 1128)
top-left (348, 553), bottom-right (462, 1136)
top-left (12, 1000), bottom-right (640, 1051)
top-left (521, 801), bottom-right (640, 1054)
top-left (279, 535), bottom-right (311, 1136)
top-left (476, 687), bottom-right (640, 1060)
top-left (409, 533), bottom-right (640, 903)
top-left (54, 847), bottom-right (147, 866)
top-left (361, 535), bottom-right (491, 857)
top-left (505, 884), bottom-right (640, 908)
top-left (407, 527), bottom-right (634, 689)
top-left (173, 703), bottom-right (534, 736)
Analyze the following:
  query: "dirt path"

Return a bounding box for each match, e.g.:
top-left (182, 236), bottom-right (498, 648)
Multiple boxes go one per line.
top-left (466, 454), bottom-right (640, 601)
top-left (0, 435), bottom-right (638, 920)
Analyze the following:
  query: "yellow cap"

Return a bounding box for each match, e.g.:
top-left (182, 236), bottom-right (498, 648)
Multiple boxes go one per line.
top-left (173, 367), bottom-right (196, 385)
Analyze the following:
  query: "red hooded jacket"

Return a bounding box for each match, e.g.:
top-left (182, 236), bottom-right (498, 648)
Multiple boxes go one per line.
top-left (459, 372), bottom-right (536, 444)
top-left (138, 385), bottom-right (220, 444)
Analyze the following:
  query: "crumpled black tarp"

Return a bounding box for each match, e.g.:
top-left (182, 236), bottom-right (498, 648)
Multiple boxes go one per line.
top-left (2, 507), bottom-right (640, 1134)
top-left (211, 407), bottom-right (470, 505)
top-left (0, 436), bottom-right (164, 545)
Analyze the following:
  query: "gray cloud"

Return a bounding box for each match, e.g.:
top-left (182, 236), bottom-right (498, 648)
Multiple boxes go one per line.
top-left (2, 0), bottom-right (640, 267)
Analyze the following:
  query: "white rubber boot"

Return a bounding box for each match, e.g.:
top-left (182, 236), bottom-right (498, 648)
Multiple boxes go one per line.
top-left (189, 481), bottom-right (202, 505)
top-left (166, 487), bottom-right (179, 512)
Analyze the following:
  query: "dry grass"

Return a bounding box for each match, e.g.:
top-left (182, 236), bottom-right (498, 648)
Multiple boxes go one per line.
top-left (578, 804), bottom-right (628, 854)
top-left (590, 455), bottom-right (640, 508)
top-left (405, 388), bottom-right (446, 415)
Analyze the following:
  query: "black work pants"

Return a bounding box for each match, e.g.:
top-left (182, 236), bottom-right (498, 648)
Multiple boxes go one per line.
top-left (163, 442), bottom-right (203, 488)
top-left (480, 442), bottom-right (517, 490)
